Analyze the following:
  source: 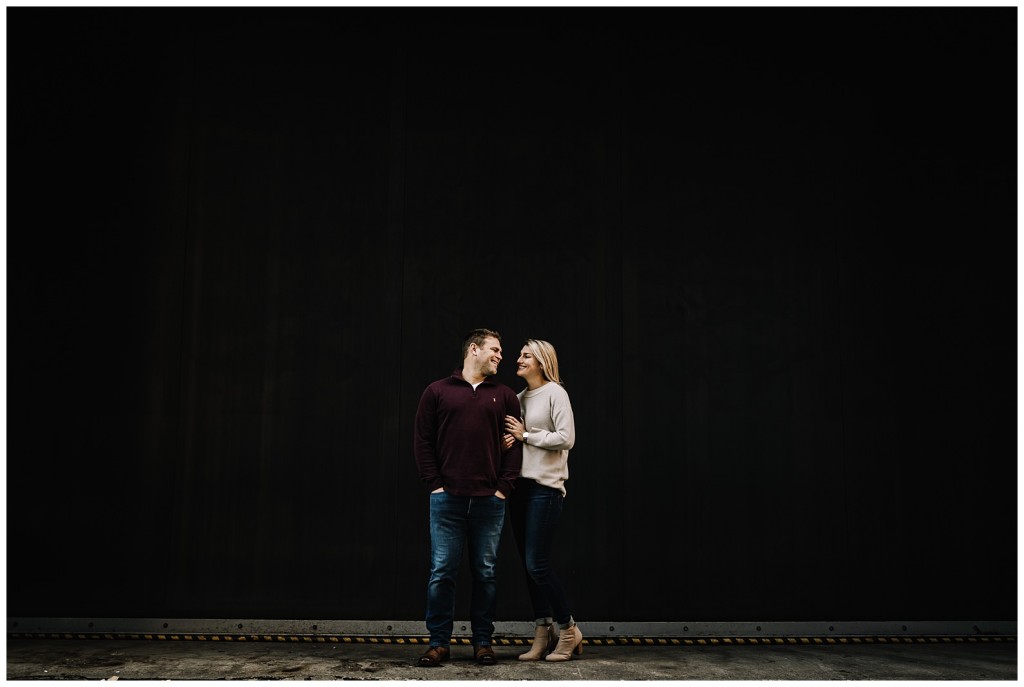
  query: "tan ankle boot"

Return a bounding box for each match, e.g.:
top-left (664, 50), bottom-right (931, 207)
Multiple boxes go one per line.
top-left (519, 623), bottom-right (556, 661)
top-left (545, 623), bottom-right (583, 662)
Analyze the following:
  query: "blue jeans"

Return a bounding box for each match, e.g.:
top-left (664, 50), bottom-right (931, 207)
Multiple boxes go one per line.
top-left (508, 478), bottom-right (572, 625)
top-left (426, 491), bottom-right (507, 647)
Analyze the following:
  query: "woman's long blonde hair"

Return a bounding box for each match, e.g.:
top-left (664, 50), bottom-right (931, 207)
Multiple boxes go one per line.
top-left (524, 339), bottom-right (563, 385)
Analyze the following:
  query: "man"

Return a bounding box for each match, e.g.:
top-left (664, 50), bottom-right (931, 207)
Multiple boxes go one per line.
top-left (413, 328), bottom-right (524, 667)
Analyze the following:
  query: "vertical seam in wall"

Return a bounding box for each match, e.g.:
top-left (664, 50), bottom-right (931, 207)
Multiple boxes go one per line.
top-left (616, 24), bottom-right (627, 622)
top-left (169, 26), bottom-right (199, 609)
top-left (832, 180), bottom-right (850, 609)
top-left (389, 21), bottom-right (409, 619)
top-left (174, 41), bottom-right (195, 494)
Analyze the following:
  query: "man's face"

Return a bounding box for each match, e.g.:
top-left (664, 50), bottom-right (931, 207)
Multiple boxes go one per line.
top-left (473, 337), bottom-right (503, 377)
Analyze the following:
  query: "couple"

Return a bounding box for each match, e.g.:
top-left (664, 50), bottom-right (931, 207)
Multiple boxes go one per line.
top-left (412, 328), bottom-right (581, 667)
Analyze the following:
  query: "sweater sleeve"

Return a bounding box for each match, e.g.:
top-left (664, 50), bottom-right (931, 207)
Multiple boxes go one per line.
top-left (527, 386), bottom-right (576, 451)
top-left (497, 391), bottom-right (523, 497)
top-left (413, 385), bottom-right (444, 492)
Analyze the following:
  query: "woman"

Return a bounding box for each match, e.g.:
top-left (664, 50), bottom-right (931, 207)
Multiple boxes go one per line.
top-left (503, 338), bottom-right (582, 662)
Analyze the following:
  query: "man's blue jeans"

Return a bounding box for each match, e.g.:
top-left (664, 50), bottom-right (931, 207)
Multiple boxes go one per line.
top-left (508, 478), bottom-right (572, 625)
top-left (426, 491), bottom-right (507, 647)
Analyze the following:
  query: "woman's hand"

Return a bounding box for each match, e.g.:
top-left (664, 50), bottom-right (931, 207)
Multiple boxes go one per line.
top-left (502, 433), bottom-right (516, 449)
top-left (504, 415), bottom-right (525, 441)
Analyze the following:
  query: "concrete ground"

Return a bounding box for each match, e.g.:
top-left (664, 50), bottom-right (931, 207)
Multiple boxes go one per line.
top-left (5, 637), bottom-right (1017, 681)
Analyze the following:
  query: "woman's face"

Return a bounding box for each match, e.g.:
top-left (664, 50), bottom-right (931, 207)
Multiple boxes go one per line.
top-left (516, 346), bottom-right (541, 379)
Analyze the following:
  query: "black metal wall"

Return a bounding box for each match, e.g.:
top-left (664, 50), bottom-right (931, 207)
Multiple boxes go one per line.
top-left (7, 7), bottom-right (1016, 623)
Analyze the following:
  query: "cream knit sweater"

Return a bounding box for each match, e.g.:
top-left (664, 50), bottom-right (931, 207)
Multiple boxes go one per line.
top-left (518, 382), bottom-right (576, 496)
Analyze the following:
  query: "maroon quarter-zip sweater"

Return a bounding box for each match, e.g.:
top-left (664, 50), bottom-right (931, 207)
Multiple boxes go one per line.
top-left (414, 369), bottom-right (523, 497)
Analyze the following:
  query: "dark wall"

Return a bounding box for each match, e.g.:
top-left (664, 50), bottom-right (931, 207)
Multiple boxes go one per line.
top-left (7, 7), bottom-right (1016, 622)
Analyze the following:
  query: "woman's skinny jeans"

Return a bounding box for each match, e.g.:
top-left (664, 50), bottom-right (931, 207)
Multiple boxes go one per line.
top-left (508, 477), bottom-right (572, 625)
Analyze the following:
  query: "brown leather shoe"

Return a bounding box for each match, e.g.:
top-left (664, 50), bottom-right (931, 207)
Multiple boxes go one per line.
top-left (416, 645), bottom-right (450, 667)
top-left (473, 644), bottom-right (497, 665)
